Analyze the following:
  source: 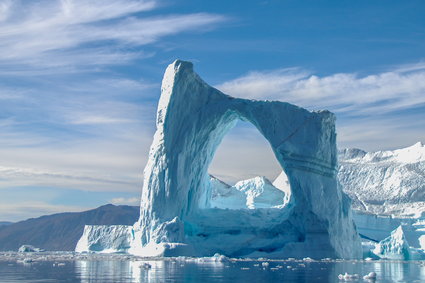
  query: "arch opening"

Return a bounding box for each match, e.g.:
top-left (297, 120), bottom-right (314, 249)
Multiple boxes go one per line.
top-left (202, 119), bottom-right (293, 210)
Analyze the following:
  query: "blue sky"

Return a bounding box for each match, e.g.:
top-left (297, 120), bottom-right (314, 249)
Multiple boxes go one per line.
top-left (0, 0), bottom-right (424, 221)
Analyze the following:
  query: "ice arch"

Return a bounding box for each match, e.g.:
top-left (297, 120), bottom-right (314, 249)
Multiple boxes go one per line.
top-left (207, 120), bottom-right (291, 210)
top-left (208, 119), bottom-right (283, 183)
top-left (129, 60), bottom-right (361, 259)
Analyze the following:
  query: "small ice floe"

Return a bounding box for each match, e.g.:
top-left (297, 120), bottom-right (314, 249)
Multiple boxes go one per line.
top-left (363, 272), bottom-right (377, 280)
top-left (302, 257), bottom-right (313, 262)
top-left (298, 263), bottom-right (306, 267)
top-left (18, 245), bottom-right (44, 253)
top-left (139, 263), bottom-right (152, 269)
top-left (286, 265), bottom-right (292, 269)
top-left (211, 253), bottom-right (229, 262)
top-left (364, 257), bottom-right (374, 261)
top-left (197, 253), bottom-right (229, 263)
top-left (241, 267), bottom-right (250, 270)
top-left (338, 272), bottom-right (359, 281)
top-left (18, 258), bottom-right (34, 264)
top-left (261, 262), bottom-right (269, 267)
top-left (270, 267), bottom-right (279, 271)
top-left (53, 262), bottom-right (66, 267)
top-left (253, 263), bottom-right (260, 267)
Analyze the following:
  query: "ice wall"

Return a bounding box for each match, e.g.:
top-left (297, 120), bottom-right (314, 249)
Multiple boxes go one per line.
top-left (124, 60), bottom-right (361, 259)
top-left (75, 225), bottom-right (133, 253)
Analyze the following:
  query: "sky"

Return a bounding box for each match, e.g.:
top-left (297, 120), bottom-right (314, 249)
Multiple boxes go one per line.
top-left (0, 0), bottom-right (424, 221)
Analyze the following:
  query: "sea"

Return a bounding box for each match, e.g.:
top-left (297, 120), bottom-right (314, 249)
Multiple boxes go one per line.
top-left (0, 252), bottom-right (424, 282)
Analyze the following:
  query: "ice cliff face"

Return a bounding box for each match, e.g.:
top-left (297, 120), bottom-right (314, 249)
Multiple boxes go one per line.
top-left (75, 225), bottom-right (133, 253)
top-left (338, 142), bottom-right (425, 217)
top-left (76, 60), bottom-right (361, 259)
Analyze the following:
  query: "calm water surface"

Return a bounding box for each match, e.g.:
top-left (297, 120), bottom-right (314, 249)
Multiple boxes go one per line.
top-left (0, 253), bottom-right (424, 282)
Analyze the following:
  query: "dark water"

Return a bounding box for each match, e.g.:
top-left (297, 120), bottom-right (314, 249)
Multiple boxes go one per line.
top-left (1, 256), bottom-right (425, 283)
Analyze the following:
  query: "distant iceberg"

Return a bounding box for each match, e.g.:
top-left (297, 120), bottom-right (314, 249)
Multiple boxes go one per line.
top-left (76, 60), bottom-right (361, 259)
top-left (373, 225), bottom-right (412, 260)
top-left (209, 175), bottom-right (287, 209)
top-left (18, 245), bottom-right (44, 252)
top-left (75, 225), bottom-right (133, 254)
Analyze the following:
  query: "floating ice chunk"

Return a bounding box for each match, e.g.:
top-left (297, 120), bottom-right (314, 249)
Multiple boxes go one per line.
top-left (75, 225), bottom-right (133, 253)
top-left (20, 258), bottom-right (34, 264)
top-left (140, 263), bottom-right (151, 269)
top-left (373, 225), bottom-right (412, 260)
top-left (338, 272), bottom-right (359, 281)
top-left (18, 245), bottom-right (44, 252)
top-left (363, 272), bottom-right (377, 280)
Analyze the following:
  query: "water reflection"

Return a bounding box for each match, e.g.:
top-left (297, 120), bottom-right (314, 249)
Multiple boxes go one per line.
top-left (330, 260), bottom-right (425, 283)
top-left (2, 256), bottom-right (424, 283)
top-left (76, 258), bottom-right (228, 283)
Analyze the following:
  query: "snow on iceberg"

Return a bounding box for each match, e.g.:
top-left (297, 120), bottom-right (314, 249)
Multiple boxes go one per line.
top-left (76, 60), bottom-right (361, 259)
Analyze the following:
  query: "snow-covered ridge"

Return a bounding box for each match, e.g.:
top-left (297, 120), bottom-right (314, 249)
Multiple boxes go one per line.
top-left (338, 142), bottom-right (425, 217)
top-left (340, 142), bottom-right (425, 164)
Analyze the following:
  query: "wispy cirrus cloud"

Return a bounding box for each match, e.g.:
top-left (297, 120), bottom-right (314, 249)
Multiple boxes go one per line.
top-left (110, 197), bottom-right (139, 206)
top-left (217, 62), bottom-right (425, 151)
top-left (217, 62), bottom-right (425, 116)
top-left (0, 201), bottom-right (90, 222)
top-left (0, 0), bottom-right (227, 72)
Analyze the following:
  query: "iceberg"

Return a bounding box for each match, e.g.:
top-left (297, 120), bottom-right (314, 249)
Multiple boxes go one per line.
top-left (210, 175), bottom-right (287, 209)
top-left (233, 176), bottom-right (286, 209)
top-left (18, 245), bottom-right (44, 252)
top-left (372, 225), bottom-right (412, 260)
top-left (75, 225), bottom-right (133, 253)
top-left (209, 175), bottom-right (246, 209)
top-left (76, 60), bottom-right (361, 259)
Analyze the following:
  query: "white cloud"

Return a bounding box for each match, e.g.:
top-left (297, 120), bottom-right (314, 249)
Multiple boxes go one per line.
top-left (69, 115), bottom-right (136, 125)
top-left (217, 63), bottom-right (425, 115)
top-left (216, 63), bottom-right (425, 152)
top-left (110, 197), bottom-right (140, 206)
top-left (0, 164), bottom-right (137, 193)
top-left (0, 0), bottom-right (227, 71)
top-left (0, 201), bottom-right (89, 222)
